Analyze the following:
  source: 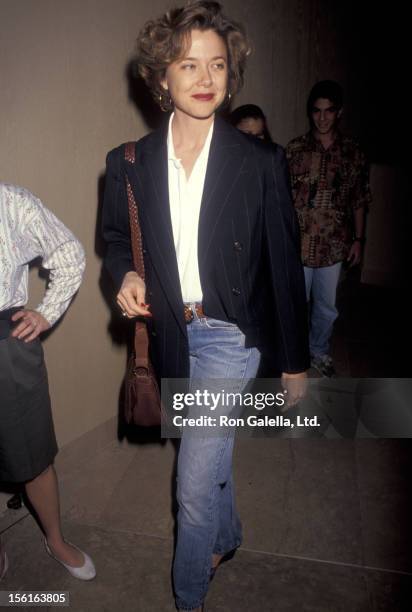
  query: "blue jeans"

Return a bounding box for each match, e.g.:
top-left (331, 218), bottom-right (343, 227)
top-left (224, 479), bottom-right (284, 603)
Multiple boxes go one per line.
top-left (173, 312), bottom-right (260, 610)
top-left (304, 263), bottom-right (342, 358)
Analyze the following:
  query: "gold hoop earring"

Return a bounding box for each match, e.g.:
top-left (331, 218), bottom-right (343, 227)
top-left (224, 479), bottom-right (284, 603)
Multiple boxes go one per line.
top-left (158, 91), bottom-right (172, 112)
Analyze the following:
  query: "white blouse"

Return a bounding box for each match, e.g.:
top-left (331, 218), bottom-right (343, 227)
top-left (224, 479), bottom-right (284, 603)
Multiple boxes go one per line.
top-left (167, 113), bottom-right (214, 303)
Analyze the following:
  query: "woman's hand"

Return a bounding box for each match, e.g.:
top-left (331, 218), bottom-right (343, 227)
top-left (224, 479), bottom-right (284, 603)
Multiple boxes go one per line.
top-left (11, 309), bottom-right (51, 342)
top-left (280, 371), bottom-right (308, 410)
top-left (117, 271), bottom-right (151, 318)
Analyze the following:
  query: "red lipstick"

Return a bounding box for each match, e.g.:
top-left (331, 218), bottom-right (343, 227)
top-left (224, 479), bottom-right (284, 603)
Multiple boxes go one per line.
top-left (192, 94), bottom-right (215, 101)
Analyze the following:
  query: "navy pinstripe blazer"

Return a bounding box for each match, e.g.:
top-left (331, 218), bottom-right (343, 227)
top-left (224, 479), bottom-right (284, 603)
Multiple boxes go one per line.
top-left (102, 116), bottom-right (309, 379)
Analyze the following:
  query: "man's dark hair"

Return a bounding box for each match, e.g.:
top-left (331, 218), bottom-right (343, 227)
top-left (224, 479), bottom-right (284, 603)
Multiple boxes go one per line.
top-left (306, 80), bottom-right (343, 117)
top-left (229, 103), bottom-right (265, 125)
top-left (229, 104), bottom-right (272, 142)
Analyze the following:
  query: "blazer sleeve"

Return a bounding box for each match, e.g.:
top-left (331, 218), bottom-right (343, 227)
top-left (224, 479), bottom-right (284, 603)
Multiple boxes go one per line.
top-left (101, 146), bottom-right (134, 290)
top-left (263, 145), bottom-right (310, 373)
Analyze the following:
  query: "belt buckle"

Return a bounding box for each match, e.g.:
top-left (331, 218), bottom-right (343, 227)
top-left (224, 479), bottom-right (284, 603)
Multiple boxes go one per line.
top-left (195, 303), bottom-right (204, 319)
top-left (184, 305), bottom-right (194, 323)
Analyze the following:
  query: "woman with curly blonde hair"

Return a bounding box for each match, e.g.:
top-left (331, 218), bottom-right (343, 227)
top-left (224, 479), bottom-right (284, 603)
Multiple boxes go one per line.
top-left (102, 2), bottom-right (308, 609)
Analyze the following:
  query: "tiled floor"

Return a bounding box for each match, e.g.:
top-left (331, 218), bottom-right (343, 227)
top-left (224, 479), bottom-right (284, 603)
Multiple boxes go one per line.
top-left (1, 275), bottom-right (411, 610)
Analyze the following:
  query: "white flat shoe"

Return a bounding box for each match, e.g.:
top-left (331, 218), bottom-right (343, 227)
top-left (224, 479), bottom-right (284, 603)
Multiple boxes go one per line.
top-left (0, 550), bottom-right (8, 581)
top-left (44, 539), bottom-right (96, 581)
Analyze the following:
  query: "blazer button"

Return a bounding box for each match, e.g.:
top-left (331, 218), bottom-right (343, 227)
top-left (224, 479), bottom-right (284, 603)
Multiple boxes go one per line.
top-left (233, 241), bottom-right (243, 252)
top-left (232, 287), bottom-right (241, 296)
top-left (151, 330), bottom-right (157, 337)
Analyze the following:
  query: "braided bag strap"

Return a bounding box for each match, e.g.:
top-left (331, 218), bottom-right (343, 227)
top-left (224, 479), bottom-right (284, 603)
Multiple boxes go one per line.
top-left (124, 142), bottom-right (149, 368)
top-left (124, 142), bottom-right (145, 281)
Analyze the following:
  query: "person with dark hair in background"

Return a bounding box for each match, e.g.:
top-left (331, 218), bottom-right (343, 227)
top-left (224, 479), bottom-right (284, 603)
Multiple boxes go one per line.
top-left (0, 183), bottom-right (95, 582)
top-left (286, 80), bottom-right (371, 377)
top-left (229, 103), bottom-right (272, 142)
top-left (102, 2), bottom-right (309, 610)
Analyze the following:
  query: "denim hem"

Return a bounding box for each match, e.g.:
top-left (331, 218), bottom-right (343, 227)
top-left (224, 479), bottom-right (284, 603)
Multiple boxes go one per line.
top-left (213, 539), bottom-right (241, 555)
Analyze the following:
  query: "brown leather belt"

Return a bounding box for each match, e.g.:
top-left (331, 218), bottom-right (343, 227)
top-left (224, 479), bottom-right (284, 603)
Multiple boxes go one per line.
top-left (184, 303), bottom-right (205, 323)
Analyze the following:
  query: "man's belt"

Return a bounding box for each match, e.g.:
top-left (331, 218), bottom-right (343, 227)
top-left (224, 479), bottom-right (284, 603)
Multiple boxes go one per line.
top-left (0, 308), bottom-right (20, 340)
top-left (184, 303), bottom-right (205, 323)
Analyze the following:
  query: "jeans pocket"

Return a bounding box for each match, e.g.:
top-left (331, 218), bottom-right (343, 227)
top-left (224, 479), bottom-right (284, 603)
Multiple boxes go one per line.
top-left (204, 318), bottom-right (240, 330)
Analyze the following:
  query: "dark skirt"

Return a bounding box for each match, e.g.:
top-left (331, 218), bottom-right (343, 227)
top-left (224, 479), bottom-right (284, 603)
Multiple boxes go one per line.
top-left (0, 336), bottom-right (58, 483)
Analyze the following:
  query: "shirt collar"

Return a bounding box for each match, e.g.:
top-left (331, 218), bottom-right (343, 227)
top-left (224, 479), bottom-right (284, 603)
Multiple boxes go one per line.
top-left (167, 113), bottom-right (178, 162)
top-left (307, 129), bottom-right (342, 152)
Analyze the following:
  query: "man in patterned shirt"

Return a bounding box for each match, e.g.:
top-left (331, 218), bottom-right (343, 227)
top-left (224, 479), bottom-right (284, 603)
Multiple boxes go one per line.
top-left (286, 81), bottom-right (371, 376)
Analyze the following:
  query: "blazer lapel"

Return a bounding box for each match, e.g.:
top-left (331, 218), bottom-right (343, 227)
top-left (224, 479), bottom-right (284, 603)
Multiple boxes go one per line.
top-left (125, 128), bottom-right (186, 336)
top-left (198, 116), bottom-right (248, 268)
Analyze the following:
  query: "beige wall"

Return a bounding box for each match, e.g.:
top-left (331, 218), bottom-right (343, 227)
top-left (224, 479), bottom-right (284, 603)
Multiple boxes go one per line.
top-left (0, 0), bottom-right (153, 446)
top-left (0, 0), bottom-right (400, 446)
